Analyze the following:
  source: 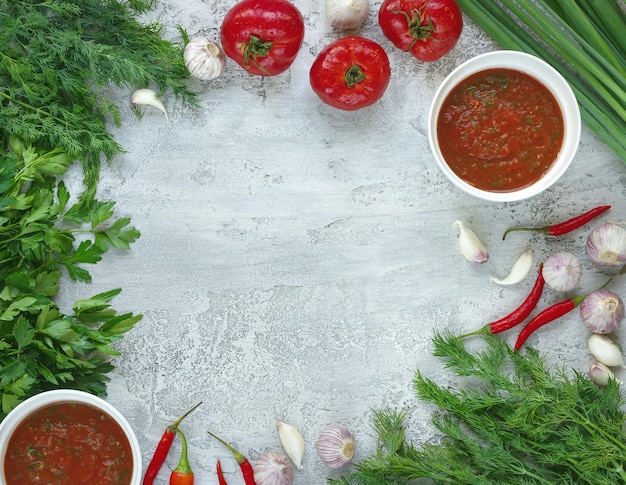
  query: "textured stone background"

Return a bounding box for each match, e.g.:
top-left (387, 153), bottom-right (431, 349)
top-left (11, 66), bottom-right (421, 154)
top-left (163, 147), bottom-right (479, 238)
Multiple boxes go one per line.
top-left (56, 1), bottom-right (626, 483)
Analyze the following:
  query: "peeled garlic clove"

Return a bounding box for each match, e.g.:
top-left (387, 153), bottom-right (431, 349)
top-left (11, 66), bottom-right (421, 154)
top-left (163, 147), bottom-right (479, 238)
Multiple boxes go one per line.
top-left (490, 250), bottom-right (533, 285)
top-left (130, 88), bottom-right (169, 123)
top-left (589, 333), bottom-right (625, 368)
top-left (589, 361), bottom-right (622, 386)
top-left (184, 37), bottom-right (227, 81)
top-left (315, 425), bottom-right (356, 469)
top-left (277, 420), bottom-right (305, 469)
top-left (325, 0), bottom-right (370, 30)
top-left (254, 452), bottom-right (294, 485)
top-left (454, 220), bottom-right (489, 264)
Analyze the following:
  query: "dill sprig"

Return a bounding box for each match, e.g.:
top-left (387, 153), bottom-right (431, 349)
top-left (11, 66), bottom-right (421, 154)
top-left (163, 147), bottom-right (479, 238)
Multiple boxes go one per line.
top-left (0, 0), bottom-right (196, 198)
top-left (334, 332), bottom-right (626, 484)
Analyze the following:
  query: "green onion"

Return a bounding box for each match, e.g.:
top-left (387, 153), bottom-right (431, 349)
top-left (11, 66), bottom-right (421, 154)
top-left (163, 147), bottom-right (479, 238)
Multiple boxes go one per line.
top-left (455, 0), bottom-right (626, 164)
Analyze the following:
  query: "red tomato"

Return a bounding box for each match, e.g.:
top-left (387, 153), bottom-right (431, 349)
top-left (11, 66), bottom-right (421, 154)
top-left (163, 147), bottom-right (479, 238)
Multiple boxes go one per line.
top-left (309, 36), bottom-right (391, 111)
top-left (378, 0), bottom-right (463, 62)
top-left (220, 0), bottom-right (305, 76)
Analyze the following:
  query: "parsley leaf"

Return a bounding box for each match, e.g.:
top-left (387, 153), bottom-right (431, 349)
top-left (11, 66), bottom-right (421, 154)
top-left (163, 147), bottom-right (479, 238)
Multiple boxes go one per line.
top-left (0, 141), bottom-right (142, 418)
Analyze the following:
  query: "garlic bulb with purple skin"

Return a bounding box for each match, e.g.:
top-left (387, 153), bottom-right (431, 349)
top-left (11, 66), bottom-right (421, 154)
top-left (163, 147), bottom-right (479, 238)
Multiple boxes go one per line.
top-left (325, 0), bottom-right (370, 30)
top-left (542, 252), bottom-right (582, 292)
top-left (184, 37), bottom-right (226, 81)
top-left (586, 222), bottom-right (626, 268)
top-left (254, 452), bottom-right (294, 485)
top-left (454, 220), bottom-right (489, 264)
top-left (315, 425), bottom-right (356, 468)
top-left (580, 289), bottom-right (625, 334)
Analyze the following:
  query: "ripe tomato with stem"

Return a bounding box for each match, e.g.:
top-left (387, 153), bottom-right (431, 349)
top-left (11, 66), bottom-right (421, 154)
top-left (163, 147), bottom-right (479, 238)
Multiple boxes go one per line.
top-left (220, 0), bottom-right (305, 76)
top-left (309, 36), bottom-right (392, 111)
top-left (378, 0), bottom-right (463, 62)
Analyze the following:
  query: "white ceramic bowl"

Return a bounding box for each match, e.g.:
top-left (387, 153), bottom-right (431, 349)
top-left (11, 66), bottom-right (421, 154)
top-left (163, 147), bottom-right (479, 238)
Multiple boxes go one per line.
top-left (428, 50), bottom-right (581, 202)
top-left (0, 389), bottom-right (141, 484)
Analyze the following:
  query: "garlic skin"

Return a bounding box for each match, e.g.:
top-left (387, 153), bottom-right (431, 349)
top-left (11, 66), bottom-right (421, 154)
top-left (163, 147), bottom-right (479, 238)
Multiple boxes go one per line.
top-left (586, 222), bottom-right (626, 268)
top-left (130, 88), bottom-right (169, 123)
top-left (580, 289), bottom-right (625, 334)
top-left (254, 452), bottom-right (294, 485)
top-left (277, 421), bottom-right (305, 470)
top-left (542, 252), bottom-right (582, 291)
top-left (315, 425), bottom-right (356, 469)
top-left (325, 0), bottom-right (370, 30)
top-left (453, 220), bottom-right (489, 264)
top-left (184, 37), bottom-right (227, 81)
top-left (490, 250), bottom-right (533, 285)
top-left (589, 334), bottom-right (625, 368)
top-left (589, 362), bottom-right (622, 386)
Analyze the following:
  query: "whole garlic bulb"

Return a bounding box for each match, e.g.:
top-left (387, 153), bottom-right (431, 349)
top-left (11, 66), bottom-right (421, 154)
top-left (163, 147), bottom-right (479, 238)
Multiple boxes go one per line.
top-left (254, 452), bottom-right (294, 485)
top-left (325, 0), bottom-right (370, 30)
top-left (315, 425), bottom-right (356, 468)
top-left (184, 37), bottom-right (226, 81)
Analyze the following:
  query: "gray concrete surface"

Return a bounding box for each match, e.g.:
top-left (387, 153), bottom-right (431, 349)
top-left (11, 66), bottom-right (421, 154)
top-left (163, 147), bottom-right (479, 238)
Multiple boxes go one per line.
top-left (56, 1), bottom-right (626, 483)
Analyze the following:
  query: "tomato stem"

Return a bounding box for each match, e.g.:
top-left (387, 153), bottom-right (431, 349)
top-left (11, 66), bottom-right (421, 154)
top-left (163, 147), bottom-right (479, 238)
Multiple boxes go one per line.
top-left (243, 35), bottom-right (273, 75)
top-left (393, 4), bottom-right (436, 51)
top-left (344, 64), bottom-right (366, 88)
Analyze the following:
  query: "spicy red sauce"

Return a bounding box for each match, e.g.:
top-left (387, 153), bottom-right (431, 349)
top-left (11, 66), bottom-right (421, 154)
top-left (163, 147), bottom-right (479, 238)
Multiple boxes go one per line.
top-left (4, 401), bottom-right (133, 485)
top-left (437, 68), bottom-right (564, 192)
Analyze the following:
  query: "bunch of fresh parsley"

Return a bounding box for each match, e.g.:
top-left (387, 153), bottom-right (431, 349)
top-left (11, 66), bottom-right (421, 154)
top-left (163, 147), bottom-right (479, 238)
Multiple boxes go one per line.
top-left (0, 0), bottom-right (198, 418)
top-left (333, 332), bottom-right (626, 484)
top-left (0, 136), bottom-right (142, 418)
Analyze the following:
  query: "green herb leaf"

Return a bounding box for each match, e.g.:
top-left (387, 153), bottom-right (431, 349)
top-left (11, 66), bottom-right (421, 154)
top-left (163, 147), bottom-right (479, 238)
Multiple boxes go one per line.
top-left (340, 332), bottom-right (626, 484)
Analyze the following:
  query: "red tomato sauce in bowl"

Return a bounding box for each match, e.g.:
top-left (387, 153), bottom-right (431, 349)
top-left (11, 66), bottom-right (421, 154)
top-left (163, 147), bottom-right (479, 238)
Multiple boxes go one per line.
top-left (4, 401), bottom-right (133, 485)
top-left (436, 68), bottom-right (564, 192)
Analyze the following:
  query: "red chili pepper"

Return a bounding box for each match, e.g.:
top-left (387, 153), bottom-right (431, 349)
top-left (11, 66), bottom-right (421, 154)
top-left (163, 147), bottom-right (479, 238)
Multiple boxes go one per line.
top-left (503, 205), bottom-right (611, 239)
top-left (217, 460), bottom-right (229, 485)
top-left (490, 264), bottom-right (545, 334)
top-left (207, 431), bottom-right (257, 485)
top-left (142, 402), bottom-right (202, 485)
top-left (514, 279), bottom-right (611, 350)
top-left (461, 264), bottom-right (545, 338)
top-left (170, 428), bottom-right (194, 485)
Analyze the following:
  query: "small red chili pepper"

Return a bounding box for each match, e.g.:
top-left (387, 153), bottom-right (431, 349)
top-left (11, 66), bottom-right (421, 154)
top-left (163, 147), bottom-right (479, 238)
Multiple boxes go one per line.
top-left (461, 264), bottom-right (545, 338)
top-left (170, 428), bottom-right (194, 485)
top-left (142, 402), bottom-right (202, 485)
top-left (514, 279), bottom-right (612, 350)
top-left (217, 460), bottom-right (229, 485)
top-left (503, 205), bottom-right (611, 240)
top-left (207, 431), bottom-right (257, 485)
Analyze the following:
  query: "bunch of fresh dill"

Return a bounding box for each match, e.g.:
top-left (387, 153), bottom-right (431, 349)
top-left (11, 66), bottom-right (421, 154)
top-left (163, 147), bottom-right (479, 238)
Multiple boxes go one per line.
top-left (0, 0), bottom-right (196, 198)
top-left (333, 332), bottom-right (626, 484)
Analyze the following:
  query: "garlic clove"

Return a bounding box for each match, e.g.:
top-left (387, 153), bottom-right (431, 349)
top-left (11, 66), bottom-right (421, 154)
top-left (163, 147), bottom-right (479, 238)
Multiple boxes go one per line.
top-left (315, 425), bottom-right (356, 469)
top-left (586, 222), bottom-right (626, 268)
top-left (588, 333), bottom-right (625, 368)
top-left (254, 452), bottom-right (294, 485)
top-left (453, 220), bottom-right (489, 264)
top-left (325, 0), bottom-right (370, 30)
top-left (542, 251), bottom-right (582, 292)
top-left (277, 421), bottom-right (305, 470)
top-left (130, 88), bottom-right (169, 123)
top-left (184, 37), bottom-right (227, 81)
top-left (490, 250), bottom-right (533, 285)
top-left (589, 361), bottom-right (622, 386)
